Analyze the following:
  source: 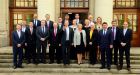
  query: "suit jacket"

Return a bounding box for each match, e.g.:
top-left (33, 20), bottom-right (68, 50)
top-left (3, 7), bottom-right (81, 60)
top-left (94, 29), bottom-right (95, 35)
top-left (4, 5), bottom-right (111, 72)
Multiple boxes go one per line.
top-left (98, 29), bottom-right (113, 48)
top-left (62, 20), bottom-right (72, 26)
top-left (12, 30), bottom-right (25, 48)
top-left (36, 26), bottom-right (49, 44)
top-left (61, 27), bottom-right (74, 45)
top-left (25, 27), bottom-right (36, 45)
top-left (73, 29), bottom-right (86, 46)
top-left (49, 27), bottom-right (61, 45)
top-left (87, 29), bottom-right (98, 46)
top-left (108, 27), bottom-right (120, 44)
top-left (32, 19), bottom-right (41, 29)
top-left (119, 28), bottom-right (132, 47)
top-left (45, 20), bottom-right (53, 31)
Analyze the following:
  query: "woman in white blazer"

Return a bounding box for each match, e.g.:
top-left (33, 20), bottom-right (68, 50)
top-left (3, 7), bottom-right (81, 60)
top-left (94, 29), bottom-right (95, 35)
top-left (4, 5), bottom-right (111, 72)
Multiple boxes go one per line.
top-left (74, 24), bottom-right (86, 65)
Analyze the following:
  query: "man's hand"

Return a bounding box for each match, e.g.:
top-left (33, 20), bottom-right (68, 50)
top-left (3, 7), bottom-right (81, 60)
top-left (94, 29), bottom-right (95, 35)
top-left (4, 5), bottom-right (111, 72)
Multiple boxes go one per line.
top-left (59, 44), bottom-right (61, 46)
top-left (17, 44), bottom-right (21, 47)
top-left (40, 38), bottom-right (45, 41)
top-left (89, 42), bottom-right (92, 45)
top-left (25, 43), bottom-right (27, 46)
top-left (110, 45), bottom-right (113, 48)
top-left (121, 42), bottom-right (126, 47)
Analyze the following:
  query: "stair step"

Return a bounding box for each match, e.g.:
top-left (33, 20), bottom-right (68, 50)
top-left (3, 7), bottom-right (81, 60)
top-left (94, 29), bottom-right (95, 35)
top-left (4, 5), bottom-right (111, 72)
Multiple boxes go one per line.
top-left (0, 59), bottom-right (140, 64)
top-left (0, 68), bottom-right (139, 74)
top-left (0, 63), bottom-right (140, 69)
top-left (0, 55), bottom-right (140, 60)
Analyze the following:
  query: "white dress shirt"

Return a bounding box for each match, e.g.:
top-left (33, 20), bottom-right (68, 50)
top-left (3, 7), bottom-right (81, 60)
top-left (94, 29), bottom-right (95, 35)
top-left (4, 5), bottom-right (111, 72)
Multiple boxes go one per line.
top-left (22, 26), bottom-right (26, 32)
top-left (17, 30), bottom-right (21, 38)
top-left (123, 28), bottom-right (127, 36)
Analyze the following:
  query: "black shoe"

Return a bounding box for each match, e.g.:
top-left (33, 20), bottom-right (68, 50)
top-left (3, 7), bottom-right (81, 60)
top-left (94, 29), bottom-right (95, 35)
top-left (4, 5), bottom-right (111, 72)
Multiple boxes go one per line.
top-left (127, 67), bottom-right (131, 71)
top-left (49, 61), bottom-right (54, 64)
top-left (18, 66), bottom-right (23, 68)
top-left (107, 67), bottom-right (111, 70)
top-left (100, 66), bottom-right (105, 69)
top-left (57, 60), bottom-right (61, 64)
top-left (13, 66), bottom-right (17, 69)
top-left (118, 66), bottom-right (122, 70)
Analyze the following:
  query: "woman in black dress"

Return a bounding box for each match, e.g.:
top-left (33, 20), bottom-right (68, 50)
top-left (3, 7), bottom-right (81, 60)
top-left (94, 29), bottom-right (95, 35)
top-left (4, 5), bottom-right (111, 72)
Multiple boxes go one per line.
top-left (83, 19), bottom-right (90, 59)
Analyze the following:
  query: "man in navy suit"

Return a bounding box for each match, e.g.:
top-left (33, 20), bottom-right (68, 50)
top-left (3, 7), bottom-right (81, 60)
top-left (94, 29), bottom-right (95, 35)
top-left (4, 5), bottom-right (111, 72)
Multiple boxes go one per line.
top-left (32, 14), bottom-right (41, 29)
top-left (36, 20), bottom-right (49, 64)
top-left (118, 22), bottom-right (132, 71)
top-left (12, 24), bottom-right (25, 69)
top-left (61, 21), bottom-right (73, 66)
top-left (98, 22), bottom-right (113, 70)
top-left (108, 21), bottom-right (120, 65)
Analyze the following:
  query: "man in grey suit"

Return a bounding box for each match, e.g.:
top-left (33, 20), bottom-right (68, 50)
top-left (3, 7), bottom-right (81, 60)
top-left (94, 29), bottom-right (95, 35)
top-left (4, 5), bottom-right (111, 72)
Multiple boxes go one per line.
top-left (98, 22), bottom-right (113, 70)
top-left (36, 20), bottom-right (49, 64)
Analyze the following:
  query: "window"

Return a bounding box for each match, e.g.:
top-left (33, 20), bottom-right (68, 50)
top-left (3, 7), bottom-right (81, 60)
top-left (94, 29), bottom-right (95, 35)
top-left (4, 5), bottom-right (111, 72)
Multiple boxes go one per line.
top-left (113, 0), bottom-right (137, 8)
top-left (9, 0), bottom-right (37, 8)
top-left (61, 0), bottom-right (89, 8)
top-left (113, 13), bottom-right (137, 32)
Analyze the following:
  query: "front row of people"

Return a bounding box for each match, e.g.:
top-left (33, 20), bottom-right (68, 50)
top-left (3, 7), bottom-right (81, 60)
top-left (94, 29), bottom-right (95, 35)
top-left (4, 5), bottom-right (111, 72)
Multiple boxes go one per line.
top-left (12, 20), bottom-right (132, 71)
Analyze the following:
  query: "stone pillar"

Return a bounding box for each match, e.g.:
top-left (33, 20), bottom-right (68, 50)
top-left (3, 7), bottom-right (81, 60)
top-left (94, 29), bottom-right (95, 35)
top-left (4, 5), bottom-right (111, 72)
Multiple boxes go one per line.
top-left (55, 0), bottom-right (61, 22)
top-left (95, 0), bottom-right (113, 26)
top-left (0, 0), bottom-right (9, 47)
top-left (37, 0), bottom-right (55, 21)
top-left (89, 0), bottom-right (95, 17)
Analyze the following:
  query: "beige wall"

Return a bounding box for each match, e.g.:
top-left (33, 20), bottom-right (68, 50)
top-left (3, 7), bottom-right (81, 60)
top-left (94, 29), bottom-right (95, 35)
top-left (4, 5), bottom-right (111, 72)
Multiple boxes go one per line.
top-left (0, 0), bottom-right (9, 47)
top-left (37, 0), bottom-right (56, 21)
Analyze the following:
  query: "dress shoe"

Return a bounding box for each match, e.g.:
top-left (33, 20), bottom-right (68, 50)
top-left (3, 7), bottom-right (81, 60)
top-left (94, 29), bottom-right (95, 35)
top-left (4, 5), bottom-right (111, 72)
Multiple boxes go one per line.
top-left (18, 66), bottom-right (23, 68)
top-left (13, 66), bottom-right (17, 69)
top-left (127, 67), bottom-right (131, 71)
top-left (107, 67), bottom-right (111, 70)
top-left (100, 66), bottom-right (105, 69)
top-left (118, 66), bottom-right (122, 70)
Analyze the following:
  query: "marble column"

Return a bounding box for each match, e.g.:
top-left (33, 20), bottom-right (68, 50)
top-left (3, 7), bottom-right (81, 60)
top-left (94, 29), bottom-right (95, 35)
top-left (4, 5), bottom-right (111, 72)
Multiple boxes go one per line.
top-left (95, 0), bottom-right (113, 26)
top-left (37, 0), bottom-right (56, 21)
top-left (0, 0), bottom-right (9, 47)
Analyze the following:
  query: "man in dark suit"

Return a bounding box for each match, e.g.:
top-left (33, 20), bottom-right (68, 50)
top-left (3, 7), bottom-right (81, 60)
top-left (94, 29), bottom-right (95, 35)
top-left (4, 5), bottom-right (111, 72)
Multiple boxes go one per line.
top-left (75, 14), bottom-right (83, 25)
top-left (12, 24), bottom-right (25, 69)
top-left (32, 14), bottom-right (41, 29)
top-left (98, 22), bottom-right (113, 70)
top-left (108, 21), bottom-right (120, 65)
top-left (48, 22), bottom-right (62, 64)
top-left (62, 14), bottom-right (72, 26)
top-left (45, 14), bottom-right (53, 31)
top-left (87, 24), bottom-right (98, 65)
top-left (25, 22), bottom-right (36, 64)
top-left (61, 20), bottom-right (73, 66)
top-left (21, 20), bottom-right (28, 60)
top-left (118, 22), bottom-right (132, 71)
top-left (36, 20), bottom-right (49, 64)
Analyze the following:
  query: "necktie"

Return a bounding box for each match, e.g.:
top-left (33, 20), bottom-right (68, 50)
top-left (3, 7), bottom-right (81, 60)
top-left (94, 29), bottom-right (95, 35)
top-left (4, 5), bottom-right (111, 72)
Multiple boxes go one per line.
top-left (54, 29), bottom-right (56, 37)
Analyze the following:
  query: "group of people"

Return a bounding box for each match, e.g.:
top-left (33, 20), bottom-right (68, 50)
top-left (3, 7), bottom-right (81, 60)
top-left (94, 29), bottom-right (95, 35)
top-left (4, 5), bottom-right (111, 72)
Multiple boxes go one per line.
top-left (12, 13), bottom-right (132, 71)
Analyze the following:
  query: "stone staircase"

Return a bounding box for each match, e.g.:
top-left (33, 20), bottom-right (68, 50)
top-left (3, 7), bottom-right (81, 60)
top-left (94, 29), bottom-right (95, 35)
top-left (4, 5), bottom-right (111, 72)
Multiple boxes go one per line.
top-left (0, 47), bottom-right (140, 75)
